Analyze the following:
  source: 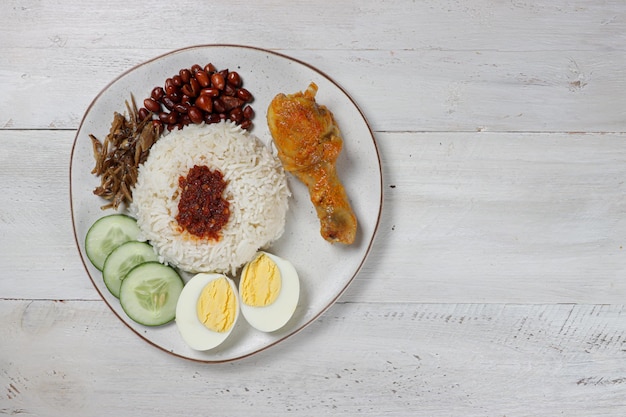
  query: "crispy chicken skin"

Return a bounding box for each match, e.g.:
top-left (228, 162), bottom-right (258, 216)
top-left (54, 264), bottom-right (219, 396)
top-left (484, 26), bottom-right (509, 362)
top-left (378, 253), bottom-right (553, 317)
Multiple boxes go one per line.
top-left (267, 82), bottom-right (357, 244)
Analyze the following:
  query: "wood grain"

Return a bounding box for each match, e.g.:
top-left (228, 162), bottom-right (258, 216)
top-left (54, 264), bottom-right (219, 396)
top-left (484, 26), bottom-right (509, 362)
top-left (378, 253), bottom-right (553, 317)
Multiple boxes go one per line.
top-left (2, 0), bottom-right (626, 132)
top-left (2, 48), bottom-right (626, 132)
top-left (1, 300), bottom-right (625, 416)
top-left (2, 0), bottom-right (624, 52)
top-left (3, 0), bottom-right (626, 414)
top-left (2, 130), bottom-right (626, 303)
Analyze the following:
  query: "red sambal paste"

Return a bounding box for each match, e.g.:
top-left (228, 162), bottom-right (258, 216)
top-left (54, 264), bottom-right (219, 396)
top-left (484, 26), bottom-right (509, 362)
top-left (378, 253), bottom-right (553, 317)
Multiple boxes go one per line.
top-left (176, 165), bottom-right (230, 240)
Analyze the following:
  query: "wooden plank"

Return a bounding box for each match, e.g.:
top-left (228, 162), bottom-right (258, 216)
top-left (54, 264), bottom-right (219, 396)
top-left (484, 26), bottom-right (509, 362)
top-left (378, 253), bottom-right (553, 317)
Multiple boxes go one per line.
top-left (355, 130), bottom-right (626, 304)
top-left (1, 1), bottom-right (626, 132)
top-left (2, 47), bottom-right (626, 133)
top-left (1, 300), bottom-right (625, 416)
top-left (0, 130), bottom-right (96, 299)
top-left (1, 0), bottom-right (624, 52)
top-left (3, 0), bottom-right (626, 414)
top-left (2, 130), bottom-right (626, 304)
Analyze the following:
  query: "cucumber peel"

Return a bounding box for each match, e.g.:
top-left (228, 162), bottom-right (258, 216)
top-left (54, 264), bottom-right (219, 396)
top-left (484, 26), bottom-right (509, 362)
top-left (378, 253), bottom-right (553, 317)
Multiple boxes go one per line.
top-left (85, 214), bottom-right (141, 271)
top-left (103, 241), bottom-right (159, 298)
top-left (119, 262), bottom-right (184, 326)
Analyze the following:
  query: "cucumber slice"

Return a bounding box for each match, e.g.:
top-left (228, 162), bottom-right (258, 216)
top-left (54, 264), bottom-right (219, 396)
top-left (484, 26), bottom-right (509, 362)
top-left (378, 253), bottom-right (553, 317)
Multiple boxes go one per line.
top-left (119, 262), bottom-right (184, 326)
top-left (103, 241), bottom-right (159, 298)
top-left (85, 214), bottom-right (141, 271)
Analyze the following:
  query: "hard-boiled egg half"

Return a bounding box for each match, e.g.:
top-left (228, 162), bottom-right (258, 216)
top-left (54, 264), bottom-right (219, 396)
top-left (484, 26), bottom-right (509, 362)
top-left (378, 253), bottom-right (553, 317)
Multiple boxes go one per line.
top-left (175, 273), bottom-right (239, 351)
top-left (238, 251), bottom-right (300, 332)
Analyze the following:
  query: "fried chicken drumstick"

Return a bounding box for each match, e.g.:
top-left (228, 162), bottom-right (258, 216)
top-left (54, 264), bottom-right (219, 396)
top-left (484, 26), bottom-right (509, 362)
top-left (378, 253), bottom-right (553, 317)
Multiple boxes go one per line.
top-left (267, 82), bottom-right (357, 244)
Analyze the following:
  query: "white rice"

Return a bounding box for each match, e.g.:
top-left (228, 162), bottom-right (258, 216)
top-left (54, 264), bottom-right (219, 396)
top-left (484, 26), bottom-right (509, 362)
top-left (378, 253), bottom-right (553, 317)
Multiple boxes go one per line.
top-left (129, 121), bottom-right (290, 274)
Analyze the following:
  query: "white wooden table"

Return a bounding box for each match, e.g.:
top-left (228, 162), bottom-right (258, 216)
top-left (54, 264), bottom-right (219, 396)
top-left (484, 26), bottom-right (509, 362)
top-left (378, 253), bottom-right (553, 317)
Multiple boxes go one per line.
top-left (2, 1), bottom-right (626, 415)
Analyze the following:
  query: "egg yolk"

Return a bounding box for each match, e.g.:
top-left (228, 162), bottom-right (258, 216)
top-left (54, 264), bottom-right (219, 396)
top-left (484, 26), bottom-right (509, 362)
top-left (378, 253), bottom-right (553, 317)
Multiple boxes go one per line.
top-left (240, 253), bottom-right (281, 307)
top-left (196, 277), bottom-right (236, 333)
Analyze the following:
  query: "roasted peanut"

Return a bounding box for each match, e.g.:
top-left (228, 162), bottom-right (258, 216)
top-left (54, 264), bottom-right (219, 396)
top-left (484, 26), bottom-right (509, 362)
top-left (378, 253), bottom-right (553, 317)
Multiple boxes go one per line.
top-left (138, 107), bottom-right (150, 121)
top-left (240, 119), bottom-right (252, 130)
top-left (212, 98), bottom-right (226, 114)
top-left (142, 63), bottom-right (254, 131)
top-left (236, 88), bottom-right (253, 102)
top-left (228, 107), bottom-right (244, 123)
top-left (151, 86), bottom-right (164, 101)
top-left (143, 98), bottom-right (160, 113)
top-left (200, 87), bottom-right (220, 97)
top-left (187, 106), bottom-right (204, 124)
top-left (243, 105), bottom-right (254, 120)
top-left (179, 68), bottom-right (192, 84)
top-left (195, 70), bottom-right (210, 87)
top-left (227, 71), bottom-right (241, 87)
top-left (210, 73), bottom-right (225, 90)
top-left (195, 94), bottom-right (213, 113)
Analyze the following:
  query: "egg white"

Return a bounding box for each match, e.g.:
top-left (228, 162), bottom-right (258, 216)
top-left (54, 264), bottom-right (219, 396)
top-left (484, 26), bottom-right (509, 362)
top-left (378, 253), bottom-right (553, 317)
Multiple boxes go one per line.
top-left (239, 252), bottom-right (300, 332)
top-left (175, 273), bottom-right (240, 351)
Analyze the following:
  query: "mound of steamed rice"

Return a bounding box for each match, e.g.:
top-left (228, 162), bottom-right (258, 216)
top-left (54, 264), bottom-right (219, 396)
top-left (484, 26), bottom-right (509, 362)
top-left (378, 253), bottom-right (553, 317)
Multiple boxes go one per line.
top-left (129, 121), bottom-right (290, 274)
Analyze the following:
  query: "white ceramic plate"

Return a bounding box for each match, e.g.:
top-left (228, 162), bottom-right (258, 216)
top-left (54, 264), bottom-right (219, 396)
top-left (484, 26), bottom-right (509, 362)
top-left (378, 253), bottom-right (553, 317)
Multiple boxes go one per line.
top-left (70, 45), bottom-right (382, 362)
